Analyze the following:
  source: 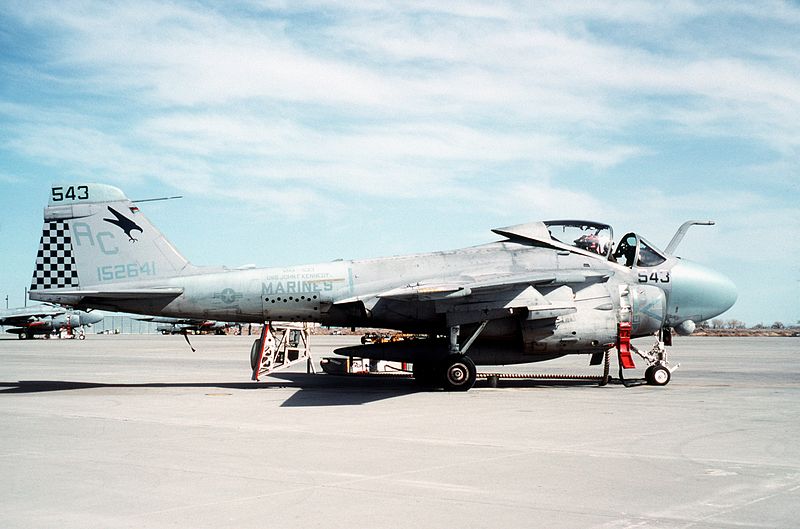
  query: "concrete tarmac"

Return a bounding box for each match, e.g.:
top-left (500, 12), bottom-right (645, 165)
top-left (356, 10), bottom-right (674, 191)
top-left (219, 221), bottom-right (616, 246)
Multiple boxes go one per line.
top-left (1, 334), bottom-right (798, 528)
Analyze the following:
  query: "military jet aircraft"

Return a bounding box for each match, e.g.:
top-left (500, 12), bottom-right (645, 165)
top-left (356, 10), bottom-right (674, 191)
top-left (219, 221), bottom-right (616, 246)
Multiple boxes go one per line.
top-left (29, 184), bottom-right (736, 389)
top-left (0, 304), bottom-right (102, 339)
top-left (136, 316), bottom-right (230, 335)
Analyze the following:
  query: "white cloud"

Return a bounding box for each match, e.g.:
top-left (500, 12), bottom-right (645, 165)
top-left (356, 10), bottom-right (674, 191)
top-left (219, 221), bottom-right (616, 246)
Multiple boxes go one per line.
top-left (1, 0), bottom-right (798, 236)
top-left (0, 172), bottom-right (23, 184)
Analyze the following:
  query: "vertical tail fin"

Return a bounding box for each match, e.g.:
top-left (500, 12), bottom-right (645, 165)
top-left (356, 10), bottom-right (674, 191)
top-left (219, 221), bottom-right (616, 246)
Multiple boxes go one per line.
top-left (30, 184), bottom-right (193, 293)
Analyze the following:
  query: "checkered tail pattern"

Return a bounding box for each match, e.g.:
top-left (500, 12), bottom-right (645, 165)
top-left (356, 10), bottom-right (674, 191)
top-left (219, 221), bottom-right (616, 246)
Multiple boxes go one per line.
top-left (30, 220), bottom-right (79, 290)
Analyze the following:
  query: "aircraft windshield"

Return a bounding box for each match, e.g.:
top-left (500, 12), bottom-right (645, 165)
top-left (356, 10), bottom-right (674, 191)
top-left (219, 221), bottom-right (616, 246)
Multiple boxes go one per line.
top-left (613, 233), bottom-right (667, 267)
top-left (637, 238), bottom-right (667, 267)
top-left (544, 221), bottom-right (613, 257)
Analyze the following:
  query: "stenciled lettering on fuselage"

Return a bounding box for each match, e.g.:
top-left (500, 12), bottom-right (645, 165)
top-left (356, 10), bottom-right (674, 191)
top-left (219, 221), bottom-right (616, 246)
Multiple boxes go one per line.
top-left (261, 269), bottom-right (343, 297)
top-left (262, 280), bottom-right (334, 295)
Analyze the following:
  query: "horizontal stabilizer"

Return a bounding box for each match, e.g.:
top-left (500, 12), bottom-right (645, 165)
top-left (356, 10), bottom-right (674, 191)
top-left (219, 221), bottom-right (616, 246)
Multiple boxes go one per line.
top-left (30, 288), bottom-right (183, 311)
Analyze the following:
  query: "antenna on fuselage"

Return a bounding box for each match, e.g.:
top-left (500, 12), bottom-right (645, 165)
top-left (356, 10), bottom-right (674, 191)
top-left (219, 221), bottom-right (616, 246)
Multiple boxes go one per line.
top-left (132, 196), bottom-right (183, 203)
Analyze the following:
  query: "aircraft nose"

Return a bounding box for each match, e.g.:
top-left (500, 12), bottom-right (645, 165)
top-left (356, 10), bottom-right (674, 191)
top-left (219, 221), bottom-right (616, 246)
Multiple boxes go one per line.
top-left (82, 311), bottom-right (104, 325)
top-left (668, 260), bottom-right (737, 324)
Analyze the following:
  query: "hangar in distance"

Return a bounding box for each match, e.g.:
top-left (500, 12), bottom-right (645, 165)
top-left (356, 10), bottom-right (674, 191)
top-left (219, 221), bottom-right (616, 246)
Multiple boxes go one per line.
top-left (29, 184), bottom-right (736, 390)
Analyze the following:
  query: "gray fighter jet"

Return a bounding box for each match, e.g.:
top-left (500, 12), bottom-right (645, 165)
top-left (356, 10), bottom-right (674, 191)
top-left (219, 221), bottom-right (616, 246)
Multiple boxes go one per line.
top-left (0, 304), bottom-right (102, 339)
top-left (136, 316), bottom-right (231, 335)
top-left (29, 184), bottom-right (736, 389)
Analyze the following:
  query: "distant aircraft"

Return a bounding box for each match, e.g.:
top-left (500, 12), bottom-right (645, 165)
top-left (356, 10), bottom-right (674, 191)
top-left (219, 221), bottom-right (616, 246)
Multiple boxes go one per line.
top-left (0, 304), bottom-right (102, 339)
top-left (136, 316), bottom-right (230, 335)
top-left (29, 184), bottom-right (736, 389)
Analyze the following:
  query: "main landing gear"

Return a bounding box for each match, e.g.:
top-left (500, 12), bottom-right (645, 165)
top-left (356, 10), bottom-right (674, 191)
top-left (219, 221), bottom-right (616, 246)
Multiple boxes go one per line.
top-left (413, 354), bottom-right (477, 391)
top-left (413, 322), bottom-right (486, 391)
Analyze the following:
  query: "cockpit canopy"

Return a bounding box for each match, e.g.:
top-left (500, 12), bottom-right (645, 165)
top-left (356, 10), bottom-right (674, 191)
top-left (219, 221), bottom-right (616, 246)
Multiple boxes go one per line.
top-left (544, 220), bottom-right (613, 258)
top-left (493, 220), bottom-right (668, 268)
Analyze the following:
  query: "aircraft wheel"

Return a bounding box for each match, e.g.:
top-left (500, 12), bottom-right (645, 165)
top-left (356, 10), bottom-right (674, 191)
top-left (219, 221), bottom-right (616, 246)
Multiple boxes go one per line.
top-left (648, 365), bottom-right (671, 386)
top-left (441, 354), bottom-right (477, 391)
top-left (250, 339), bottom-right (262, 370)
top-left (644, 365), bottom-right (655, 384)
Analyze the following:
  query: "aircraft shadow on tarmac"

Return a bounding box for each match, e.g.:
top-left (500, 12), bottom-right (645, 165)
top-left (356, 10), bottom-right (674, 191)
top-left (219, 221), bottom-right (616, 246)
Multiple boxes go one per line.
top-left (0, 373), bottom-right (613, 406)
top-left (0, 374), bottom-right (420, 407)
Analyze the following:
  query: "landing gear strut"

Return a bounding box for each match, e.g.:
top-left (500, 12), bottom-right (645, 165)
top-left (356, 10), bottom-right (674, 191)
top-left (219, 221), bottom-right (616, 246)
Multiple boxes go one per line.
top-left (413, 321), bottom-right (486, 391)
top-left (614, 323), bottom-right (678, 387)
top-left (634, 328), bottom-right (678, 386)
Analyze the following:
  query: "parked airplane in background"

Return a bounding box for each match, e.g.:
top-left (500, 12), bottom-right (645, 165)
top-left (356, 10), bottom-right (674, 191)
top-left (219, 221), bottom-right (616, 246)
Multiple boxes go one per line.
top-left (0, 304), bottom-right (102, 339)
top-left (136, 316), bottom-right (230, 335)
top-left (29, 184), bottom-right (736, 390)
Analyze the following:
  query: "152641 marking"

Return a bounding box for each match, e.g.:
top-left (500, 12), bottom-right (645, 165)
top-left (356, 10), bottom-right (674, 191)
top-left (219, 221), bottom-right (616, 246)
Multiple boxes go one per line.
top-left (97, 262), bottom-right (157, 281)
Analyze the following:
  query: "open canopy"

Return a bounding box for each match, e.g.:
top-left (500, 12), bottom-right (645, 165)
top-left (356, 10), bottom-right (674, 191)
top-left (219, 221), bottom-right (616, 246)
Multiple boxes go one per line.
top-left (493, 220), bottom-right (668, 267)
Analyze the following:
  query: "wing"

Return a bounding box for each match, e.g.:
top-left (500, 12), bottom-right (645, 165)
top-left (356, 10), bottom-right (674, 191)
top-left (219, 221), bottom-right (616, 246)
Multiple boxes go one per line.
top-left (375, 270), bottom-right (609, 300)
top-left (343, 270), bottom-right (613, 327)
top-left (0, 306), bottom-right (64, 326)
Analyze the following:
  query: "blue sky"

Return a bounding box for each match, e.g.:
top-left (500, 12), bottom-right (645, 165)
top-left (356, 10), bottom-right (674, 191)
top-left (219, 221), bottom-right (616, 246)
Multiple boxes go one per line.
top-left (0, 1), bottom-right (798, 325)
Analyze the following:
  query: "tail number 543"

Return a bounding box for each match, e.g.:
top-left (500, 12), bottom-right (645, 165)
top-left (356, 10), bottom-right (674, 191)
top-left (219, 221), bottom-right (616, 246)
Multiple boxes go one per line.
top-left (52, 186), bottom-right (89, 201)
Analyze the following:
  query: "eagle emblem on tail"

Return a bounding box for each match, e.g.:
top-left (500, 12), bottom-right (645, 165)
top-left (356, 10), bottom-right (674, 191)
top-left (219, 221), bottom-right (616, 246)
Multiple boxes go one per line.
top-left (103, 206), bottom-right (143, 242)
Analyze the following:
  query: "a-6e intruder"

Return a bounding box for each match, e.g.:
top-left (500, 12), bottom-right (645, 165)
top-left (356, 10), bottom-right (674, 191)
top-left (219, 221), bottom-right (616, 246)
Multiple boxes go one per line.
top-left (0, 304), bottom-right (103, 339)
top-left (29, 184), bottom-right (736, 390)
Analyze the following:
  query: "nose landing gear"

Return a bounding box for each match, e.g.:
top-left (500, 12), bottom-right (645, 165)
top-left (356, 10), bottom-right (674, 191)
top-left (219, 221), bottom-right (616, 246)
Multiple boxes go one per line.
top-left (634, 335), bottom-right (679, 386)
top-left (615, 323), bottom-right (678, 387)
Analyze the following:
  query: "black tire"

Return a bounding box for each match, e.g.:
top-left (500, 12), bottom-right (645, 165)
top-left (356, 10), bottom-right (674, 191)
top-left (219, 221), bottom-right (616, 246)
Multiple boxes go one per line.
top-left (250, 339), bottom-right (262, 371)
top-left (440, 354), bottom-right (477, 391)
top-left (648, 365), bottom-right (671, 386)
top-left (644, 365), bottom-right (655, 384)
